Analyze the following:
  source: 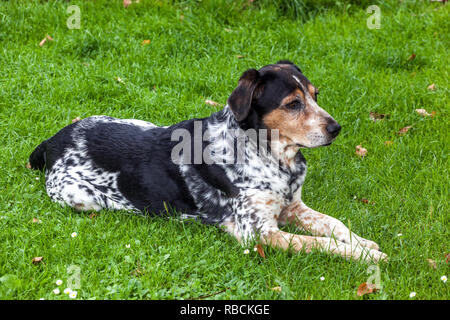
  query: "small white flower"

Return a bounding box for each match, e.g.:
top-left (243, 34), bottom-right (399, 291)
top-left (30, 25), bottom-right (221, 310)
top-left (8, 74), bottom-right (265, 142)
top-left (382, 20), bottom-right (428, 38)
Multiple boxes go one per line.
top-left (35, 177), bottom-right (40, 180)
top-left (409, 291), bottom-right (416, 298)
top-left (56, 279), bottom-right (63, 286)
top-left (397, 233), bottom-right (403, 237)
top-left (320, 276), bottom-right (325, 281)
top-left (71, 232), bottom-right (77, 238)
top-left (64, 288), bottom-right (72, 294)
top-left (125, 244), bottom-right (131, 248)
top-left (243, 249), bottom-right (250, 254)
top-left (69, 291), bottom-right (77, 299)
top-left (53, 288), bottom-right (60, 295)
top-left (441, 276), bottom-right (447, 283)
top-left (253, 247), bottom-right (258, 252)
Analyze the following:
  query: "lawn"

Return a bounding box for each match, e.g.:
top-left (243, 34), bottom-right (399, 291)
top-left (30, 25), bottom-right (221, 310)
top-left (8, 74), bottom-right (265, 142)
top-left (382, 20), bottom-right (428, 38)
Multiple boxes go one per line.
top-left (0, 0), bottom-right (448, 300)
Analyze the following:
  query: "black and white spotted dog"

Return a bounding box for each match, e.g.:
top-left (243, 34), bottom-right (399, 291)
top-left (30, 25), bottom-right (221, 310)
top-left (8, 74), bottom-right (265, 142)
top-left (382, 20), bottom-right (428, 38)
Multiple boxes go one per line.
top-left (30, 61), bottom-right (387, 262)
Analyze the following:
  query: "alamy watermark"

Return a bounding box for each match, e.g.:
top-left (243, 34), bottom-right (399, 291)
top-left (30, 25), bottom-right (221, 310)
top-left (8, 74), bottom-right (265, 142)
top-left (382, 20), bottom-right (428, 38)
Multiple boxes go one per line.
top-left (67, 5), bottom-right (81, 30)
top-left (367, 5), bottom-right (381, 29)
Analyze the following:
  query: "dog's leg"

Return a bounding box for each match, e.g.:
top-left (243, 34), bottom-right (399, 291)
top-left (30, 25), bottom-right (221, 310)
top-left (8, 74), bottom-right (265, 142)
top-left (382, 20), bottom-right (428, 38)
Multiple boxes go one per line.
top-left (279, 201), bottom-right (381, 251)
top-left (261, 229), bottom-right (387, 263)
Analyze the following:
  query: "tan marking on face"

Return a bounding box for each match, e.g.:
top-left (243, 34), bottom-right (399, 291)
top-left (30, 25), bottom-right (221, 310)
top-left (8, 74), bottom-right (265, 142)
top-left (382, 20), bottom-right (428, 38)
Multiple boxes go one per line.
top-left (263, 86), bottom-right (333, 148)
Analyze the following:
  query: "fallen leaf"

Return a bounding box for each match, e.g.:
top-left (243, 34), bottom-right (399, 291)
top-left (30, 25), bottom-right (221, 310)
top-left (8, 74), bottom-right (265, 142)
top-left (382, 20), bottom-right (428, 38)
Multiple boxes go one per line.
top-left (384, 140), bottom-right (393, 146)
top-left (254, 244), bottom-right (266, 259)
top-left (32, 257), bottom-right (43, 265)
top-left (271, 286), bottom-right (282, 292)
top-left (415, 109), bottom-right (432, 117)
top-left (397, 125), bottom-right (412, 136)
top-left (427, 83), bottom-right (436, 91)
top-left (236, 55), bottom-right (245, 59)
top-left (132, 268), bottom-right (143, 277)
top-left (445, 253), bottom-right (450, 264)
top-left (357, 282), bottom-right (378, 297)
top-left (141, 39), bottom-right (151, 46)
top-left (369, 112), bottom-right (387, 122)
top-left (39, 37), bottom-right (47, 47)
top-left (72, 117), bottom-right (81, 123)
top-left (32, 218), bottom-right (41, 224)
top-left (26, 162), bottom-right (32, 169)
top-left (123, 0), bottom-right (132, 8)
top-left (205, 99), bottom-right (220, 107)
top-left (427, 259), bottom-right (437, 269)
top-left (88, 213), bottom-right (98, 219)
top-left (408, 53), bottom-right (416, 61)
top-left (39, 35), bottom-right (53, 47)
top-left (355, 145), bottom-right (367, 157)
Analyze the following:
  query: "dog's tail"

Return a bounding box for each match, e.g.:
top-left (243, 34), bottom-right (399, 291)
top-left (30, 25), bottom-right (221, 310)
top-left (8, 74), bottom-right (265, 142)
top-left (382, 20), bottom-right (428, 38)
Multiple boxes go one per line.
top-left (29, 140), bottom-right (48, 171)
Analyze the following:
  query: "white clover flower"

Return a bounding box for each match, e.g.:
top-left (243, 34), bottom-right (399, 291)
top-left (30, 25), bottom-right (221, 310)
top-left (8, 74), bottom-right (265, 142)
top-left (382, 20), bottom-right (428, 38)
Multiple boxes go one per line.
top-left (125, 244), bottom-right (131, 248)
top-left (71, 232), bottom-right (77, 238)
top-left (397, 233), bottom-right (403, 237)
top-left (320, 276), bottom-right (325, 281)
top-left (53, 288), bottom-right (60, 295)
top-left (69, 291), bottom-right (77, 299)
top-left (441, 276), bottom-right (447, 283)
top-left (64, 288), bottom-right (72, 294)
top-left (243, 249), bottom-right (250, 254)
top-left (409, 292), bottom-right (416, 298)
top-left (56, 279), bottom-right (63, 286)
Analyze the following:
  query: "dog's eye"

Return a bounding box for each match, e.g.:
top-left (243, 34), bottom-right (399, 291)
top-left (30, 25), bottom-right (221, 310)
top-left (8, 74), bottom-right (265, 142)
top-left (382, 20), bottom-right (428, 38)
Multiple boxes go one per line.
top-left (286, 100), bottom-right (304, 110)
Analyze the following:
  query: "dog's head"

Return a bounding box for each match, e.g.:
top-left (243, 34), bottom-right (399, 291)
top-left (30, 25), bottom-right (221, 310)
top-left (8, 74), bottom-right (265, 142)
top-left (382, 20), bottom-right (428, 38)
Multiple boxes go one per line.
top-left (227, 60), bottom-right (340, 148)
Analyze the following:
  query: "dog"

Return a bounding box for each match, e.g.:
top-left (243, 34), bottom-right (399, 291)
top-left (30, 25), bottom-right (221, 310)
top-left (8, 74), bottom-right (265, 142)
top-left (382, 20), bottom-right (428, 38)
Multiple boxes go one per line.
top-left (29, 60), bottom-right (387, 262)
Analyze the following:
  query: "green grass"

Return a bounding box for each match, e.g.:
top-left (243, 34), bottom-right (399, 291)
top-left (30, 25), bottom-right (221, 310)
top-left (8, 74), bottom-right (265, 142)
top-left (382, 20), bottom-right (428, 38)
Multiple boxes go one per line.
top-left (0, 0), bottom-right (448, 300)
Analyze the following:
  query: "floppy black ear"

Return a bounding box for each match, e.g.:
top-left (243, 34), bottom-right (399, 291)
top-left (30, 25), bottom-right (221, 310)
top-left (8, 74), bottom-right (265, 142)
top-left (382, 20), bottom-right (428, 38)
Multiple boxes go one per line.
top-left (277, 60), bottom-right (302, 73)
top-left (227, 69), bottom-right (260, 122)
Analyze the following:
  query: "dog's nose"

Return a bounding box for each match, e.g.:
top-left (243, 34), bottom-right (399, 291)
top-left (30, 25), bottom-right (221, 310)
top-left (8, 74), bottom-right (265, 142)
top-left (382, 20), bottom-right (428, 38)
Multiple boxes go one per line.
top-left (326, 121), bottom-right (341, 137)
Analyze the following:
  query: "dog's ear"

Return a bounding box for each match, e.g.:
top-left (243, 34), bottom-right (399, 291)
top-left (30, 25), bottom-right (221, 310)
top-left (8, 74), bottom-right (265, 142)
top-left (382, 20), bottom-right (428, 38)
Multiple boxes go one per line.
top-left (227, 69), bottom-right (260, 122)
top-left (277, 60), bottom-right (302, 73)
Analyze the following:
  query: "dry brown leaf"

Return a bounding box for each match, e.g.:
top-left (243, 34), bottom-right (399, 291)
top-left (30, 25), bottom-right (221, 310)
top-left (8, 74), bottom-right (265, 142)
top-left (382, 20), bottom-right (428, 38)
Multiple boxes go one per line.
top-left (427, 259), bottom-right (437, 269)
top-left (32, 218), bottom-right (41, 224)
top-left (123, 0), bottom-right (132, 8)
top-left (355, 145), bottom-right (367, 157)
top-left (369, 112), bottom-right (387, 122)
top-left (271, 286), bottom-right (282, 292)
top-left (72, 117), bottom-right (81, 123)
top-left (384, 140), bottom-right (393, 146)
top-left (236, 55), bottom-right (245, 59)
top-left (32, 257), bottom-right (43, 265)
top-left (39, 35), bottom-right (53, 47)
top-left (141, 39), bottom-right (151, 46)
top-left (254, 244), bottom-right (266, 259)
top-left (445, 253), bottom-right (450, 264)
top-left (39, 37), bottom-right (47, 47)
top-left (408, 53), bottom-right (416, 61)
top-left (88, 213), bottom-right (98, 219)
top-left (357, 282), bottom-right (378, 296)
top-left (427, 83), bottom-right (436, 91)
top-left (26, 162), bottom-right (32, 169)
top-left (415, 109), bottom-right (432, 117)
top-left (397, 125), bottom-right (412, 136)
top-left (205, 99), bottom-right (220, 107)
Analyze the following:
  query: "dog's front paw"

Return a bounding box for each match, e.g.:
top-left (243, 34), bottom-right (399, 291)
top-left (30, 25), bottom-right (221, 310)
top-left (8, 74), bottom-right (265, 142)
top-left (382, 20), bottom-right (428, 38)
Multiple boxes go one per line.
top-left (361, 248), bottom-right (388, 263)
top-left (357, 238), bottom-right (380, 251)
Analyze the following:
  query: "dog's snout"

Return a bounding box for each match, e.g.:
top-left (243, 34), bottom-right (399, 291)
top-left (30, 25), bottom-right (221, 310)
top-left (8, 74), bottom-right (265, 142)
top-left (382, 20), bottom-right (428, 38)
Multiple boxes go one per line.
top-left (326, 121), bottom-right (341, 137)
